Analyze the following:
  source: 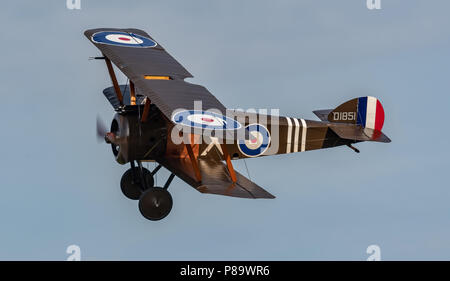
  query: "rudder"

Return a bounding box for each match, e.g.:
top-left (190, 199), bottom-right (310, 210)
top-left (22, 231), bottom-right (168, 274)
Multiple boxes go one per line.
top-left (327, 96), bottom-right (385, 131)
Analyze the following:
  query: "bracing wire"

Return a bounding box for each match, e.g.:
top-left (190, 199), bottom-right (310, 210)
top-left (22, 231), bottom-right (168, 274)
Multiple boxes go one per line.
top-left (154, 161), bottom-right (157, 186)
top-left (123, 78), bottom-right (129, 99)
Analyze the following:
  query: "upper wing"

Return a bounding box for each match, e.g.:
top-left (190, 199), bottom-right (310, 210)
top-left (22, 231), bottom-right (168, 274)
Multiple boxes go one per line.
top-left (134, 79), bottom-right (226, 119)
top-left (84, 28), bottom-right (226, 119)
top-left (156, 156), bottom-right (275, 199)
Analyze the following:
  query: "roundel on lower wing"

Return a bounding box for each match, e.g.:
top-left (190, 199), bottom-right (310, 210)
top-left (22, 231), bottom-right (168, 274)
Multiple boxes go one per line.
top-left (238, 124), bottom-right (271, 157)
top-left (91, 31), bottom-right (157, 48)
top-left (172, 110), bottom-right (242, 130)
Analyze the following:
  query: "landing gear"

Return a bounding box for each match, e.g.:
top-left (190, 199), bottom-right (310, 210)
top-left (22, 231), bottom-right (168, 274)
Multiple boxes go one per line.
top-left (120, 161), bottom-right (161, 200)
top-left (138, 174), bottom-right (175, 221)
top-left (120, 167), bottom-right (152, 200)
top-left (139, 188), bottom-right (173, 221)
top-left (120, 161), bottom-right (175, 221)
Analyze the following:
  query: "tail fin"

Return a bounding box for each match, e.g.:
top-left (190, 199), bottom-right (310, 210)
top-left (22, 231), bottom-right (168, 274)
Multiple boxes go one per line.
top-left (328, 96), bottom-right (385, 130)
top-left (314, 96), bottom-right (390, 143)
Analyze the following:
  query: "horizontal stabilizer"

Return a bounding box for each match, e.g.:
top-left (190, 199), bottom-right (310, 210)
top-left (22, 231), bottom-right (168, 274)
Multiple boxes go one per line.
top-left (313, 109), bottom-right (333, 121)
top-left (329, 124), bottom-right (391, 143)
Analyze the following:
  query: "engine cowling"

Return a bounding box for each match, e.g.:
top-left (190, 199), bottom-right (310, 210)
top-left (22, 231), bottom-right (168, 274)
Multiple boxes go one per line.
top-left (110, 107), bottom-right (167, 164)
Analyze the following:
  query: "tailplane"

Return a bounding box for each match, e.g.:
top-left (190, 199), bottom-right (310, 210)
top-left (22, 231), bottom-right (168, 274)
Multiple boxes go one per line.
top-left (314, 96), bottom-right (391, 143)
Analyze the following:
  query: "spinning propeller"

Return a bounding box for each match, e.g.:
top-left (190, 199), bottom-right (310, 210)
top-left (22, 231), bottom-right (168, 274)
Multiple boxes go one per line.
top-left (96, 116), bottom-right (119, 145)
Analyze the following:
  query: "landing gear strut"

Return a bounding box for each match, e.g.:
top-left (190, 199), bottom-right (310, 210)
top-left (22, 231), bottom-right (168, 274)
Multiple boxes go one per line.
top-left (120, 161), bottom-right (161, 200)
top-left (120, 161), bottom-right (175, 221)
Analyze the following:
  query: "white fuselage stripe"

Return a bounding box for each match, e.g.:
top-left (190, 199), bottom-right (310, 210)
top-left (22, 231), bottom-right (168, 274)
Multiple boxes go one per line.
top-left (365, 96), bottom-right (377, 129)
top-left (286, 117), bottom-right (292, 153)
top-left (293, 118), bottom-right (300, 153)
top-left (300, 119), bottom-right (307, 152)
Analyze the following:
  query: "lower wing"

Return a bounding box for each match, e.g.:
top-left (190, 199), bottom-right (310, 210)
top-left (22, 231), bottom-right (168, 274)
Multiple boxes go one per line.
top-left (156, 157), bottom-right (275, 199)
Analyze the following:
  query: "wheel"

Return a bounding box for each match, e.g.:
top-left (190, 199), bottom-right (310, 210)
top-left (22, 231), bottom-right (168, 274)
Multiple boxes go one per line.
top-left (138, 187), bottom-right (173, 221)
top-left (120, 167), bottom-right (154, 200)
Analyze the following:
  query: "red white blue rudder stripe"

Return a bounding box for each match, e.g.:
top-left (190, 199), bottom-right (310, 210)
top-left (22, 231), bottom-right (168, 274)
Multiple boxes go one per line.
top-left (357, 96), bottom-right (385, 131)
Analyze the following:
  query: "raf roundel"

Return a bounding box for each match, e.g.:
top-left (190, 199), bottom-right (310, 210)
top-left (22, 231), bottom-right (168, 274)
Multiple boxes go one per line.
top-left (172, 110), bottom-right (242, 130)
top-left (91, 31), bottom-right (157, 48)
top-left (238, 124), bottom-right (271, 157)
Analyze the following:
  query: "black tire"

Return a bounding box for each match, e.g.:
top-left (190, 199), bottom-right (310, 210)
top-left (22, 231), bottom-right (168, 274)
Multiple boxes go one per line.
top-left (138, 187), bottom-right (173, 221)
top-left (120, 167), bottom-right (154, 200)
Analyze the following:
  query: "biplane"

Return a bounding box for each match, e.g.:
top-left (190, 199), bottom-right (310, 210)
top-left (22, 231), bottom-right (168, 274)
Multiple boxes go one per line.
top-left (85, 28), bottom-right (391, 221)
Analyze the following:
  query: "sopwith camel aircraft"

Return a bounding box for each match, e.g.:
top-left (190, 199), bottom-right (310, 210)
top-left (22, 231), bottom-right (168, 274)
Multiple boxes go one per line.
top-left (85, 28), bottom-right (391, 221)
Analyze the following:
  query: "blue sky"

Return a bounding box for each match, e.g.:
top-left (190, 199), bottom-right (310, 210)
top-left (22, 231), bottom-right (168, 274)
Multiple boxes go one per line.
top-left (1, 0), bottom-right (449, 260)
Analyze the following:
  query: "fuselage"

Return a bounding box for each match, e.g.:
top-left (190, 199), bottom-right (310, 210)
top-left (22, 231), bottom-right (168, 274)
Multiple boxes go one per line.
top-left (110, 106), bottom-right (348, 164)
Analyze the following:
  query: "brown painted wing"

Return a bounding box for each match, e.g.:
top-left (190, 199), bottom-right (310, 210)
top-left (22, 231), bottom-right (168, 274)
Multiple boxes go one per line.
top-left (84, 28), bottom-right (226, 119)
top-left (156, 157), bottom-right (275, 199)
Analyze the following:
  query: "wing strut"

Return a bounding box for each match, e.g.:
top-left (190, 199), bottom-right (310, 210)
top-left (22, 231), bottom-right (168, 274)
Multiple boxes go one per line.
top-left (104, 56), bottom-right (123, 105)
top-left (185, 140), bottom-right (202, 182)
top-left (220, 144), bottom-right (237, 183)
top-left (141, 98), bottom-right (151, 122)
top-left (130, 81), bottom-right (136, 105)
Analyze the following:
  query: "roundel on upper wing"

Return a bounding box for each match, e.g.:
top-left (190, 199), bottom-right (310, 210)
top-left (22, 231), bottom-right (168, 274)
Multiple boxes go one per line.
top-left (91, 31), bottom-right (157, 48)
top-left (172, 110), bottom-right (242, 130)
top-left (238, 124), bottom-right (271, 157)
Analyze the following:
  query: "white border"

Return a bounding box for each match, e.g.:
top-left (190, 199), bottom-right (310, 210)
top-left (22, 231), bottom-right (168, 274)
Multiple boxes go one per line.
top-left (90, 31), bottom-right (158, 48)
top-left (171, 110), bottom-right (242, 131)
top-left (237, 123), bottom-right (271, 158)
